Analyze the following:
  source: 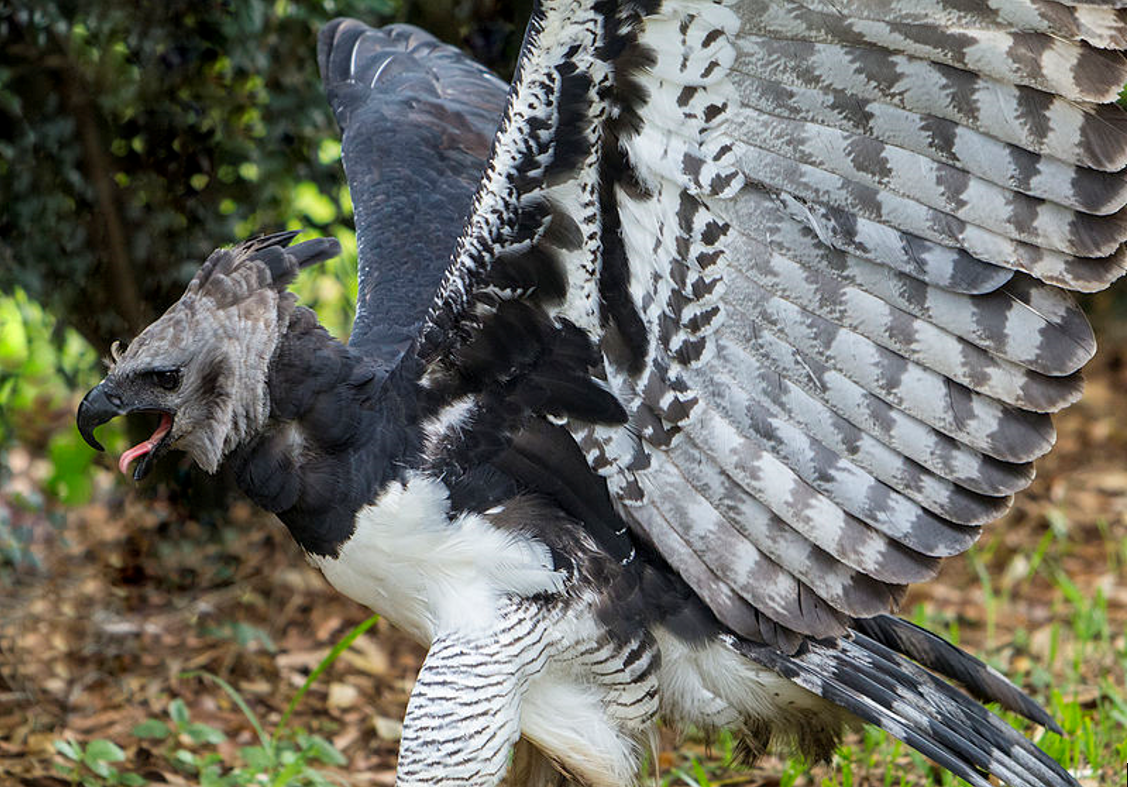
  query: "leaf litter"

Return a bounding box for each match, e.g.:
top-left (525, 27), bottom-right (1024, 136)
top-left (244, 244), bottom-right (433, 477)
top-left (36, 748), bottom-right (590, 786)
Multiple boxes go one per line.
top-left (0, 335), bottom-right (1122, 787)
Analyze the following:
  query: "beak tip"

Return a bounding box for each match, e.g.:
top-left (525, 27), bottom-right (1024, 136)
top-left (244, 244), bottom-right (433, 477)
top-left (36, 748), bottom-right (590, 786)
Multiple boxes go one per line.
top-left (76, 384), bottom-right (117, 453)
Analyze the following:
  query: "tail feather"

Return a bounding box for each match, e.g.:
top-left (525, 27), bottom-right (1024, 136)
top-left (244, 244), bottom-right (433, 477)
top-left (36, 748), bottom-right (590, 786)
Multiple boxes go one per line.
top-left (731, 628), bottom-right (1077, 787)
top-left (847, 633), bottom-right (1069, 787)
top-left (852, 613), bottom-right (1062, 733)
top-left (742, 640), bottom-right (997, 787)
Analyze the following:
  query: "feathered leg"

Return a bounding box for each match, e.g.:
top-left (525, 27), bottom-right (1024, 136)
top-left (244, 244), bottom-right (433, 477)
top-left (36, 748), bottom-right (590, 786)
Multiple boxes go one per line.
top-left (395, 604), bottom-right (551, 787)
top-left (504, 740), bottom-right (578, 787)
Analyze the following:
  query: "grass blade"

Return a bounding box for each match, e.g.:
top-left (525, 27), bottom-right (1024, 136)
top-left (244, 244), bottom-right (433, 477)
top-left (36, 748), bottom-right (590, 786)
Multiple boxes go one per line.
top-left (182, 670), bottom-right (271, 752)
top-left (273, 614), bottom-right (380, 747)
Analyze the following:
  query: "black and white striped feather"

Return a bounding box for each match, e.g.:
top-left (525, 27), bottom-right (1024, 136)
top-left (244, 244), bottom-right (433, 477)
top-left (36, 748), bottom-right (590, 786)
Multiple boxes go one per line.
top-left (331, 0), bottom-right (1124, 784)
top-left (413, 0), bottom-right (1124, 637)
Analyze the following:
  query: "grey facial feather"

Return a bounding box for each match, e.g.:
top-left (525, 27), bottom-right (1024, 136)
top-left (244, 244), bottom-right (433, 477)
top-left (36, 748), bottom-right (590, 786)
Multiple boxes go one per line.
top-left (108, 245), bottom-right (296, 472)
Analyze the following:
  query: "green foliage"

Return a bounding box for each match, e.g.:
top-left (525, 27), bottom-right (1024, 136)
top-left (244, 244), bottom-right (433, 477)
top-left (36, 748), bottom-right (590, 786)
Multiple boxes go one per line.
top-left (127, 694), bottom-right (344, 787)
top-left (289, 224), bottom-right (357, 342)
top-left (0, 288), bottom-right (107, 508)
top-left (0, 0), bottom-right (389, 356)
top-left (55, 737), bottom-right (144, 786)
top-left (54, 615), bottom-right (379, 786)
top-left (0, 289), bottom-right (99, 427)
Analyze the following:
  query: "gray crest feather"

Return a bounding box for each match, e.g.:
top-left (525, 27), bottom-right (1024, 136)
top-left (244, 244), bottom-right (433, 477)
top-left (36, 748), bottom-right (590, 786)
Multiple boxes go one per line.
top-left (112, 232), bottom-right (340, 473)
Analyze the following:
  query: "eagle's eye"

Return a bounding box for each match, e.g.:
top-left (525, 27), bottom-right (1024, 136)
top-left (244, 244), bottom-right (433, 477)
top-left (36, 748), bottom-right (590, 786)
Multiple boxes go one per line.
top-left (150, 369), bottom-right (181, 391)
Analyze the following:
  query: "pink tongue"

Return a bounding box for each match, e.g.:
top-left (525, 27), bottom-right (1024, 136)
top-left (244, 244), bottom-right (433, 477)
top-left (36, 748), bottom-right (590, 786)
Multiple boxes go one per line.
top-left (118, 413), bottom-right (174, 475)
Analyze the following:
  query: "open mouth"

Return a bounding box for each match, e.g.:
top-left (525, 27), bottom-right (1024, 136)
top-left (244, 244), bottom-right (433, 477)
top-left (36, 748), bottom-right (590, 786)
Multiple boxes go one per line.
top-left (77, 386), bottom-right (178, 482)
top-left (118, 411), bottom-right (175, 481)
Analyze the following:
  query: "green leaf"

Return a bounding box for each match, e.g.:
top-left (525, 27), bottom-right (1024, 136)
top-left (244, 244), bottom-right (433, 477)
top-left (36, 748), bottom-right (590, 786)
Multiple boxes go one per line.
top-left (196, 751), bottom-right (224, 768)
top-left (297, 734), bottom-right (346, 766)
top-left (689, 755), bottom-right (709, 785)
top-left (54, 738), bottom-right (83, 762)
top-left (316, 138), bottom-right (340, 165)
top-left (45, 429), bottom-right (96, 504)
top-left (173, 748), bottom-right (199, 771)
top-left (132, 719), bottom-right (171, 740)
top-left (305, 773), bottom-right (341, 787)
top-left (120, 773), bottom-right (147, 786)
top-left (200, 767), bottom-right (237, 787)
top-left (268, 751), bottom-right (309, 787)
top-left (239, 744), bottom-right (272, 771)
top-left (85, 738), bottom-right (126, 763)
top-left (293, 181), bottom-right (337, 225)
top-left (84, 757), bottom-right (113, 778)
top-left (169, 698), bottom-right (191, 728)
top-left (0, 298), bottom-right (28, 371)
top-left (185, 722), bottom-right (227, 745)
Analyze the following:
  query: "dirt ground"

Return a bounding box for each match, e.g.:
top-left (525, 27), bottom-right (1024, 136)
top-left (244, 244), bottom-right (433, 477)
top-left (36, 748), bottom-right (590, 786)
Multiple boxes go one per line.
top-left (1, 332), bottom-right (1124, 786)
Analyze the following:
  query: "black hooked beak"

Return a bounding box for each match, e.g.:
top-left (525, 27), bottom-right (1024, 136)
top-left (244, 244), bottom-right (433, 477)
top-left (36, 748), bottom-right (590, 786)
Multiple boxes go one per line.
top-left (76, 383), bottom-right (123, 452)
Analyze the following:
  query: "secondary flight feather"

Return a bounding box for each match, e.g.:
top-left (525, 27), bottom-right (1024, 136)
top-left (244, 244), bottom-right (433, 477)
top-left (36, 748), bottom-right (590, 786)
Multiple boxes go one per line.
top-left (78, 1), bottom-right (1125, 785)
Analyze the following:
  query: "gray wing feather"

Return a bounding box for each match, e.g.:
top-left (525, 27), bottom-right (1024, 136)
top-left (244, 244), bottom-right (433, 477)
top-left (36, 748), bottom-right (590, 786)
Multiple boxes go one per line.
top-left (778, 0), bottom-right (1126, 52)
top-left (317, 20), bottom-right (508, 364)
top-left (615, 0), bottom-right (1124, 639)
top-left (740, 0), bottom-right (1126, 101)
top-left (412, 0), bottom-right (1125, 645)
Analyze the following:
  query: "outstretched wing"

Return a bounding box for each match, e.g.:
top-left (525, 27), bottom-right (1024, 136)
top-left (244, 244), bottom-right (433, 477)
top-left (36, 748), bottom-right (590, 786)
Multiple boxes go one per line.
top-left (317, 20), bottom-right (509, 366)
top-left (414, 0), bottom-right (1126, 646)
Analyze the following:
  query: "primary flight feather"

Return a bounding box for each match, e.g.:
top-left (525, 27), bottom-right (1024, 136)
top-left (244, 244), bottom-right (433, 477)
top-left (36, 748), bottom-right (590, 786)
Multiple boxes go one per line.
top-left (78, 1), bottom-right (1126, 785)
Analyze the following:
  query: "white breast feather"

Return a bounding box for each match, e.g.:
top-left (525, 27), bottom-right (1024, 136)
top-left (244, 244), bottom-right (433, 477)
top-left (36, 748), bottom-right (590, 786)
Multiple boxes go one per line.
top-left (310, 473), bottom-right (564, 644)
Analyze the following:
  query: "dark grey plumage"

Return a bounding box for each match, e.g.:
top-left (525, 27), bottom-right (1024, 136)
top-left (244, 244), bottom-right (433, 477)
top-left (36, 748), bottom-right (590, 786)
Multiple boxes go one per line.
top-left (76, 2), bottom-right (1125, 786)
top-left (317, 20), bottom-right (508, 369)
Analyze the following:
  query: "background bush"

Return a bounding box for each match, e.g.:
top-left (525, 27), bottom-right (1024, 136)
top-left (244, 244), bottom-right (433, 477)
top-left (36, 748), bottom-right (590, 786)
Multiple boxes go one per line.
top-left (0, 0), bottom-right (529, 510)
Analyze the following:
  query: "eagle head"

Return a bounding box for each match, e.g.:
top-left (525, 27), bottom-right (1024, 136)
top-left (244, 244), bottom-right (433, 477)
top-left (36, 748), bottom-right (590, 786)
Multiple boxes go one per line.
top-left (76, 231), bottom-right (341, 479)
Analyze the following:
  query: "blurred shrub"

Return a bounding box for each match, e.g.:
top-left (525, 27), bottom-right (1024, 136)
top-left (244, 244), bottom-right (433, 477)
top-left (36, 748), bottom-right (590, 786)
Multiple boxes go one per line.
top-left (0, 288), bottom-right (106, 503)
top-left (0, 0), bottom-right (392, 358)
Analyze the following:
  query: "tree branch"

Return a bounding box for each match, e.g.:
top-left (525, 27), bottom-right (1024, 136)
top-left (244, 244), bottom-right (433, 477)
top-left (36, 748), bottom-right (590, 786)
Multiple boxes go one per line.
top-left (52, 28), bottom-right (144, 334)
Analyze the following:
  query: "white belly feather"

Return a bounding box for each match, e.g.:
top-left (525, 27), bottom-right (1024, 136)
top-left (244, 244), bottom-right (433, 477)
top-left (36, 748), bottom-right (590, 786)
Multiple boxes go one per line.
top-left (309, 472), bottom-right (564, 645)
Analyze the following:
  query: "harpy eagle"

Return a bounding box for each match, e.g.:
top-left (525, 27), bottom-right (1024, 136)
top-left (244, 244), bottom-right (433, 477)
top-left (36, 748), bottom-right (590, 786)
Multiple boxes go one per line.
top-left (77, 1), bottom-right (1125, 785)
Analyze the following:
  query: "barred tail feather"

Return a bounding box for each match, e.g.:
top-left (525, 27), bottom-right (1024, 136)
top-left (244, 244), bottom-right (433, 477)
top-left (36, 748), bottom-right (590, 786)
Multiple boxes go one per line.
top-left (733, 629), bottom-right (1077, 787)
top-left (852, 614), bottom-right (1063, 733)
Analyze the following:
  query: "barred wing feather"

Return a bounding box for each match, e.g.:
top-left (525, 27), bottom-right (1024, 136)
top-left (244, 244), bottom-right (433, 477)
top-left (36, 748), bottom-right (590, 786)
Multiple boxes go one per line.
top-left (418, 0), bottom-right (1125, 642)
